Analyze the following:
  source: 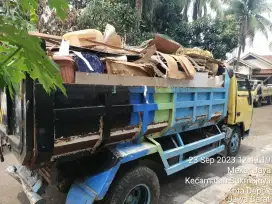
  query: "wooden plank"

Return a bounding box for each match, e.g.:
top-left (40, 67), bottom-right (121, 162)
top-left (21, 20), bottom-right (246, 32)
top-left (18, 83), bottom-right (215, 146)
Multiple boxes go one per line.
top-left (75, 72), bottom-right (213, 88)
top-left (29, 32), bottom-right (62, 41)
top-left (82, 38), bottom-right (141, 55)
top-left (29, 32), bottom-right (140, 56)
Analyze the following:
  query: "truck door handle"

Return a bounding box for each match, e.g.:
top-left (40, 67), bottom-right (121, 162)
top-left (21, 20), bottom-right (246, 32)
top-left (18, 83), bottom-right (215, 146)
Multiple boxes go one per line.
top-left (237, 112), bottom-right (241, 117)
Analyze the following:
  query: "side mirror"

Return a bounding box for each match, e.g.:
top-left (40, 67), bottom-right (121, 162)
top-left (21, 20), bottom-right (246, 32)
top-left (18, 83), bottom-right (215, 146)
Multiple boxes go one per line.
top-left (245, 79), bottom-right (252, 105)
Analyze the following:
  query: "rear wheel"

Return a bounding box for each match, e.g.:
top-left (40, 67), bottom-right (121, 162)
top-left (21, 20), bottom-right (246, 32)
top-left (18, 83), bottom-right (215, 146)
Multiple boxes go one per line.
top-left (104, 166), bottom-right (160, 204)
top-left (227, 128), bottom-right (241, 157)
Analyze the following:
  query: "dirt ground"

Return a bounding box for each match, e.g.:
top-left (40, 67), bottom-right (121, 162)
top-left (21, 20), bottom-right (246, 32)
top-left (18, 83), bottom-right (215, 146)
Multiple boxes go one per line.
top-left (0, 105), bottom-right (272, 204)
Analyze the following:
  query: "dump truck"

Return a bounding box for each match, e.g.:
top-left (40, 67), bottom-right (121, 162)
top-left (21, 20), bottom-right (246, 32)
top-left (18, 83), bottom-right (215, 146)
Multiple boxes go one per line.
top-left (0, 69), bottom-right (253, 204)
top-left (238, 79), bottom-right (272, 107)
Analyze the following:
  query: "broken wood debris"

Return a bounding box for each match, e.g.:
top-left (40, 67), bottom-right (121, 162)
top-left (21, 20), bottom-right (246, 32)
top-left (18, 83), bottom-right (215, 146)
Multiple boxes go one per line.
top-left (29, 25), bottom-right (225, 86)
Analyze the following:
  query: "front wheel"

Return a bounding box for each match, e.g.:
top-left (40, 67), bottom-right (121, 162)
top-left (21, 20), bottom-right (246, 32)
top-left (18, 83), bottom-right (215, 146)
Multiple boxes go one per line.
top-left (267, 96), bottom-right (272, 105)
top-left (227, 128), bottom-right (241, 157)
top-left (104, 166), bottom-right (160, 204)
top-left (255, 98), bottom-right (262, 107)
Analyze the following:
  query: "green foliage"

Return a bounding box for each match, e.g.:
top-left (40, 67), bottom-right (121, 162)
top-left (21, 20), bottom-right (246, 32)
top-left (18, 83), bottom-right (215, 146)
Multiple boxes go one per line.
top-left (48, 0), bottom-right (69, 20)
top-left (0, 0), bottom-right (67, 96)
top-left (227, 0), bottom-right (272, 50)
top-left (78, 0), bottom-right (140, 44)
top-left (190, 16), bottom-right (239, 59)
top-left (78, 0), bottom-right (239, 59)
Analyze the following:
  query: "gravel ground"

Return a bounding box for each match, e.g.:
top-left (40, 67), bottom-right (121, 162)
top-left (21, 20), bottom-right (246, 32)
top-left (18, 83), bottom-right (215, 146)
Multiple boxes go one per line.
top-left (0, 105), bottom-right (272, 204)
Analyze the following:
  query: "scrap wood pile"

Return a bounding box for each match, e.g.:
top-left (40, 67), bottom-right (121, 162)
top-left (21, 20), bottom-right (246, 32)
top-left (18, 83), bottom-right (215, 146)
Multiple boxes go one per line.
top-left (30, 24), bottom-right (225, 85)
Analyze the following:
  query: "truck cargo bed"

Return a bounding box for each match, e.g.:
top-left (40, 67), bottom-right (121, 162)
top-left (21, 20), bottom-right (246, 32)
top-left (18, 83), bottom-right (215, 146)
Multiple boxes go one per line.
top-left (1, 73), bottom-right (230, 168)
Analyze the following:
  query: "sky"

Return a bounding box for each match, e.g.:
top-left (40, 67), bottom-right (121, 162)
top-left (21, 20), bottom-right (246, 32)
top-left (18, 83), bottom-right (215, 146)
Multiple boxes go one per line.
top-left (228, 32), bottom-right (272, 59)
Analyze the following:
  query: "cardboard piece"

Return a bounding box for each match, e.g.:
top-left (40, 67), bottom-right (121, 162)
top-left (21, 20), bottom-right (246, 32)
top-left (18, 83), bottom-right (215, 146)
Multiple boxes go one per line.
top-left (185, 55), bottom-right (205, 72)
top-left (106, 34), bottom-right (122, 47)
top-left (63, 29), bottom-right (103, 47)
top-left (177, 55), bottom-right (196, 77)
top-left (106, 60), bottom-right (154, 77)
top-left (171, 55), bottom-right (190, 77)
top-left (158, 52), bottom-right (187, 79)
top-left (135, 45), bottom-right (157, 64)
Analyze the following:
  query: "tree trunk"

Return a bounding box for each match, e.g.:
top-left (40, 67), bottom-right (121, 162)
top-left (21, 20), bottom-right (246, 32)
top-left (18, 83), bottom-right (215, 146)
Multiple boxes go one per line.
top-left (193, 0), bottom-right (200, 20)
top-left (182, 1), bottom-right (189, 22)
top-left (135, 0), bottom-right (143, 19)
top-left (135, 0), bottom-right (143, 29)
top-left (236, 45), bottom-right (242, 71)
top-left (204, 4), bottom-right (207, 16)
top-left (236, 22), bottom-right (246, 70)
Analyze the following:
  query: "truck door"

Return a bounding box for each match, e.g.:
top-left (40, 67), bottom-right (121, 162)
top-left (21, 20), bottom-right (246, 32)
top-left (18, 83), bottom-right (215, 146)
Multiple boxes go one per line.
top-left (236, 79), bottom-right (253, 131)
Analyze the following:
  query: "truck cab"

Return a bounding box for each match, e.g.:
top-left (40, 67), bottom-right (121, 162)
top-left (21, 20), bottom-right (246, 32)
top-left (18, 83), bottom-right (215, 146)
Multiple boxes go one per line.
top-left (231, 77), bottom-right (253, 135)
top-left (238, 79), bottom-right (272, 107)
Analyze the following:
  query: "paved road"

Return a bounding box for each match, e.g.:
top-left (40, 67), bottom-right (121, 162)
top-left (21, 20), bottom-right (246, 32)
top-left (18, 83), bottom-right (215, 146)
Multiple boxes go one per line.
top-left (0, 105), bottom-right (272, 204)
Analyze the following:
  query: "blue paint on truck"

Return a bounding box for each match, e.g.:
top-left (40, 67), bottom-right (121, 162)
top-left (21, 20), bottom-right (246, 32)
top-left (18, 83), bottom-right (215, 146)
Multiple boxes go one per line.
top-left (66, 142), bottom-right (156, 204)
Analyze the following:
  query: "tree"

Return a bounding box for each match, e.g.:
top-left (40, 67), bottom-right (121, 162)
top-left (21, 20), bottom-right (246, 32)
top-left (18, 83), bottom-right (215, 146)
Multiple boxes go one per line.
top-left (227, 0), bottom-right (272, 67)
top-left (78, 0), bottom-right (239, 59)
top-left (0, 0), bottom-right (68, 96)
top-left (190, 15), bottom-right (239, 59)
top-left (38, 0), bottom-right (79, 35)
top-left (181, 0), bottom-right (223, 21)
top-left (78, 0), bottom-right (145, 45)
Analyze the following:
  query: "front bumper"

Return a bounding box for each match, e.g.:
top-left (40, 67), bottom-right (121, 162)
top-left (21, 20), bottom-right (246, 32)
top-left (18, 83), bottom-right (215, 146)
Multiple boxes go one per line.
top-left (6, 165), bottom-right (45, 204)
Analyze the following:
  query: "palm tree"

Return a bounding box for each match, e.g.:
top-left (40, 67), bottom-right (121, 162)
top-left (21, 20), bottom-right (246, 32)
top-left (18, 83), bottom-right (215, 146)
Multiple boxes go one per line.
top-left (182, 0), bottom-right (223, 21)
top-left (227, 0), bottom-right (272, 67)
top-left (135, 0), bottom-right (162, 23)
top-left (135, 0), bottom-right (143, 19)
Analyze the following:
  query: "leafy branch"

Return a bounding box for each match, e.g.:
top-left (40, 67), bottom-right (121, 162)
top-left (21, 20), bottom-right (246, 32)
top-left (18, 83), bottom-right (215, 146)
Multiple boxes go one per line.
top-left (0, 0), bottom-right (68, 96)
top-left (0, 47), bottom-right (22, 67)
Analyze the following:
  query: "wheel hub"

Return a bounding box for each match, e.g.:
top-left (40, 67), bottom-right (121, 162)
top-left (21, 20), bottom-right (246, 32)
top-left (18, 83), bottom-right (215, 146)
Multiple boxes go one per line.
top-left (124, 184), bottom-right (151, 204)
top-left (231, 133), bottom-right (239, 153)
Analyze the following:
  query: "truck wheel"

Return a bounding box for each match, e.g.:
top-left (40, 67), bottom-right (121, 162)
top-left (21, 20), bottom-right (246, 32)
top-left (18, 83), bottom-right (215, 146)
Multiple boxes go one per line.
top-left (268, 97), bottom-right (272, 105)
top-left (255, 98), bottom-right (262, 107)
top-left (227, 128), bottom-right (241, 157)
top-left (104, 166), bottom-right (160, 204)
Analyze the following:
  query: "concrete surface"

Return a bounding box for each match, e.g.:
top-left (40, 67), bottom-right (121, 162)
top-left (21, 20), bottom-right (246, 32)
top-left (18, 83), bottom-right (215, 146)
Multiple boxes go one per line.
top-left (0, 105), bottom-right (271, 204)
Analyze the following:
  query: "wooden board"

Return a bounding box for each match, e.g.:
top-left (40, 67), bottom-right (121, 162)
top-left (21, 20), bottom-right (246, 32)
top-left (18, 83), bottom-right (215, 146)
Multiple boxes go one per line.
top-left (75, 72), bottom-right (215, 88)
top-left (28, 32), bottom-right (140, 56)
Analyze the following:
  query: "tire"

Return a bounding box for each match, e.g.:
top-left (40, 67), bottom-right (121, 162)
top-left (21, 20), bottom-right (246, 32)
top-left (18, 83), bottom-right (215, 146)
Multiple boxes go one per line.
top-left (268, 96), bottom-right (272, 105)
top-left (104, 166), bottom-right (160, 204)
top-left (227, 128), bottom-right (241, 157)
top-left (255, 98), bottom-right (262, 107)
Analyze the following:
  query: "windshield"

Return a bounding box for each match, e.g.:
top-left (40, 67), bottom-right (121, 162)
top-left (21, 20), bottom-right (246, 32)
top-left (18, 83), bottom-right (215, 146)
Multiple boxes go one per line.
top-left (238, 81), bottom-right (249, 91)
top-left (238, 81), bottom-right (258, 91)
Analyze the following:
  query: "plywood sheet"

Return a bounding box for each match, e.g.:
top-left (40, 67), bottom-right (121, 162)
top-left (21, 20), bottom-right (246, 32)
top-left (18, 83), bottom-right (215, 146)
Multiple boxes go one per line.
top-left (75, 72), bottom-right (212, 88)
